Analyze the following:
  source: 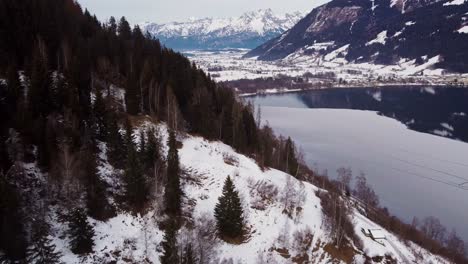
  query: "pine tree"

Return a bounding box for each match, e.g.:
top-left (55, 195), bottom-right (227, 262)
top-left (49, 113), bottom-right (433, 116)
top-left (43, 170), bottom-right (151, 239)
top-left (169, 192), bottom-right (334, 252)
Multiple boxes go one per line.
top-left (125, 70), bottom-right (140, 115)
top-left (0, 171), bottom-right (27, 261)
top-left (93, 89), bottom-right (107, 141)
top-left (214, 176), bottom-right (244, 240)
top-left (106, 115), bottom-right (125, 168)
top-left (107, 16), bottom-right (117, 35)
top-left (139, 129), bottom-right (146, 155)
top-left (160, 224), bottom-right (179, 264)
top-left (83, 146), bottom-right (111, 221)
top-left (144, 128), bottom-right (163, 173)
top-left (26, 219), bottom-right (62, 264)
top-left (117, 17), bottom-right (132, 39)
top-left (285, 137), bottom-right (299, 176)
top-left (29, 38), bottom-right (51, 118)
top-left (164, 129), bottom-right (182, 215)
top-left (68, 208), bottom-right (94, 255)
top-left (123, 129), bottom-right (147, 209)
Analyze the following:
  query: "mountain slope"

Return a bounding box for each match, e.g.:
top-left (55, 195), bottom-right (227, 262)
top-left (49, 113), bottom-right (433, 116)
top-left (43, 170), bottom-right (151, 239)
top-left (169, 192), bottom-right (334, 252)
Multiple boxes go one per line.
top-left (141, 9), bottom-right (304, 50)
top-left (245, 0), bottom-right (468, 72)
top-left (47, 121), bottom-right (451, 263)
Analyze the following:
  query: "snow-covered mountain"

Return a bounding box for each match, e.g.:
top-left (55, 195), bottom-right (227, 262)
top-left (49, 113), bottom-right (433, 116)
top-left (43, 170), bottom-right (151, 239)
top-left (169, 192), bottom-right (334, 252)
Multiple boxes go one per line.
top-left (141, 9), bottom-right (304, 50)
top-left (245, 0), bottom-right (468, 72)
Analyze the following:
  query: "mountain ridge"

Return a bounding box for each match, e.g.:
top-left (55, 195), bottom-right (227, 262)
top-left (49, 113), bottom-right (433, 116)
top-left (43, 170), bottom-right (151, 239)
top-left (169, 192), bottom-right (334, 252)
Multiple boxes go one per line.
top-left (141, 9), bottom-right (304, 50)
top-left (245, 0), bottom-right (468, 72)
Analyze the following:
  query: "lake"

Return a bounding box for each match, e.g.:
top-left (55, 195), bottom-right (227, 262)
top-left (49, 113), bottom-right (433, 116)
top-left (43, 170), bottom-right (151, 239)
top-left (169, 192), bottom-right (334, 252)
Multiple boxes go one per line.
top-left (247, 86), bottom-right (468, 242)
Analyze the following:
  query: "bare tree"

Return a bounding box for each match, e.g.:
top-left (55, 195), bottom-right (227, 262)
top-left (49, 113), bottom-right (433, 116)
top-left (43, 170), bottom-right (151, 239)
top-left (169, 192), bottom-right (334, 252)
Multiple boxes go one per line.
top-left (255, 104), bottom-right (262, 128)
top-left (354, 173), bottom-right (379, 213)
top-left (280, 176), bottom-right (306, 219)
top-left (420, 216), bottom-right (447, 243)
top-left (318, 191), bottom-right (353, 249)
top-left (337, 167), bottom-right (352, 195)
top-left (445, 229), bottom-right (465, 257)
top-left (52, 140), bottom-right (81, 199)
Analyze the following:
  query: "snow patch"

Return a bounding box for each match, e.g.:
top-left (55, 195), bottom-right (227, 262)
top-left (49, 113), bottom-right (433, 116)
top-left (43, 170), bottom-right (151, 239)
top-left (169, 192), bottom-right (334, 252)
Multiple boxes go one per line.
top-left (443, 0), bottom-right (465, 5)
top-left (457, 25), bottom-right (468, 34)
top-left (370, 90), bottom-right (382, 101)
top-left (366, 31), bottom-right (388, 46)
top-left (422, 87), bottom-right (436, 94)
top-left (324, 44), bottom-right (350, 61)
top-left (433, 129), bottom-right (452, 137)
top-left (440, 123), bottom-right (454, 131)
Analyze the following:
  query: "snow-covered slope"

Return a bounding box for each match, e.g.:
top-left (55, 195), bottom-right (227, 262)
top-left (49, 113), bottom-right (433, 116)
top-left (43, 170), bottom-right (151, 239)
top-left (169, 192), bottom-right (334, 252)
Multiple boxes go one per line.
top-left (141, 9), bottom-right (304, 50)
top-left (245, 0), bottom-right (468, 73)
top-left (44, 121), bottom-right (451, 263)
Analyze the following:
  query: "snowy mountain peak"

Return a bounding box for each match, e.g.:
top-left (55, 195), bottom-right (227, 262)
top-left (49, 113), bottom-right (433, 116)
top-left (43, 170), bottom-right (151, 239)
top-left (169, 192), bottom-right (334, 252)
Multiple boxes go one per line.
top-left (141, 9), bottom-right (305, 50)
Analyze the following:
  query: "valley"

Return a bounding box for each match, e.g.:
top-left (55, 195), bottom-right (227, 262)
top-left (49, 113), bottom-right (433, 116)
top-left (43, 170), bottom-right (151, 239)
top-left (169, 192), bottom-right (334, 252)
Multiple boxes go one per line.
top-left (187, 49), bottom-right (468, 95)
top-left (1, 0), bottom-right (467, 263)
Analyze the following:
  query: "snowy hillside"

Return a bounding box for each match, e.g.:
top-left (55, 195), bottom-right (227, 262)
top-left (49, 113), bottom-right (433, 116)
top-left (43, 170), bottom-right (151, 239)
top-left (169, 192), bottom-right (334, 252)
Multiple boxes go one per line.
top-left (141, 9), bottom-right (304, 50)
top-left (245, 0), bottom-right (468, 73)
top-left (42, 121), bottom-right (451, 263)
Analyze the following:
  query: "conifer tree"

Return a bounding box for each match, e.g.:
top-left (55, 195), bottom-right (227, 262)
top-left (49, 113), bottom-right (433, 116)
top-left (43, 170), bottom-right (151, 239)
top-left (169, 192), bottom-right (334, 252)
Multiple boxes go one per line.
top-left (83, 146), bottom-right (111, 221)
top-left (68, 208), bottom-right (94, 255)
top-left (139, 129), bottom-right (146, 155)
top-left (144, 128), bottom-right (163, 172)
top-left (106, 115), bottom-right (125, 168)
top-left (123, 129), bottom-right (147, 209)
top-left (0, 171), bottom-right (27, 261)
top-left (93, 89), bottom-right (107, 141)
top-left (117, 17), bottom-right (132, 39)
top-left (160, 223), bottom-right (179, 264)
top-left (214, 176), bottom-right (244, 239)
top-left (29, 39), bottom-right (51, 118)
top-left (125, 70), bottom-right (140, 115)
top-left (26, 219), bottom-right (62, 264)
top-left (107, 16), bottom-right (117, 35)
top-left (285, 137), bottom-right (299, 176)
top-left (164, 129), bottom-right (182, 215)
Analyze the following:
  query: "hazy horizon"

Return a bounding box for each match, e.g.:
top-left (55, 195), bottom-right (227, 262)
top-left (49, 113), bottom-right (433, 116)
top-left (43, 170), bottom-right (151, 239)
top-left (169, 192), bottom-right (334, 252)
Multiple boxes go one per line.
top-left (75, 0), bottom-right (328, 25)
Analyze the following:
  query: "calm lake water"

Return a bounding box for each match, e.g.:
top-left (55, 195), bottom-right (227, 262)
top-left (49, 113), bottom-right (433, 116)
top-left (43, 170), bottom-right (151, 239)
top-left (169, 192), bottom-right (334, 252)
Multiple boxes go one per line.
top-left (247, 86), bottom-right (468, 242)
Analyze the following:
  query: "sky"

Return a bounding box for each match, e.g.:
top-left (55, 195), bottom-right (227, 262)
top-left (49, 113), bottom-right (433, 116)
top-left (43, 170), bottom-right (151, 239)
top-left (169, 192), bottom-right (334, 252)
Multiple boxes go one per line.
top-left (76, 0), bottom-right (328, 25)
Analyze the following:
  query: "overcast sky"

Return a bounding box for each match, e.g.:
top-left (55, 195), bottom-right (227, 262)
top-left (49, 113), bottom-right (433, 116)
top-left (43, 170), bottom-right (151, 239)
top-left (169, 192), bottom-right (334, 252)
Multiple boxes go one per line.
top-left (76, 0), bottom-right (328, 25)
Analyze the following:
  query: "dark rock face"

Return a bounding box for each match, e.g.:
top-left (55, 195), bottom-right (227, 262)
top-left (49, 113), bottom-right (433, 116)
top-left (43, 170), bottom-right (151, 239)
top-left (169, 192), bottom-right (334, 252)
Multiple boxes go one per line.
top-left (246, 0), bottom-right (468, 72)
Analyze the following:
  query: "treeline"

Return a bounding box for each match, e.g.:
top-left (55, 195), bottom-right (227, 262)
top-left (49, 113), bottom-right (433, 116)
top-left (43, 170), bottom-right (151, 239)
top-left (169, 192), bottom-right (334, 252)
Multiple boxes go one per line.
top-left (0, 0), bottom-right (305, 262)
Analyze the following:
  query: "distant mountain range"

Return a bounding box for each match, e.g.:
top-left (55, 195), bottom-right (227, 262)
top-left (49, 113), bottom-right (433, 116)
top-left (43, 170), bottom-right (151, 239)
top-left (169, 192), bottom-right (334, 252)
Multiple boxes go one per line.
top-left (141, 9), bottom-right (304, 50)
top-left (245, 0), bottom-right (468, 72)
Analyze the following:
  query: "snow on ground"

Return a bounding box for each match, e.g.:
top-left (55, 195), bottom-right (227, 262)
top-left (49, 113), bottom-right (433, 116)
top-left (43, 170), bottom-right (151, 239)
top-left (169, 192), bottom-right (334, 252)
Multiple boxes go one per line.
top-left (422, 86), bottom-right (436, 94)
top-left (457, 25), bottom-right (468, 34)
top-left (47, 121), bottom-right (452, 263)
top-left (366, 31), bottom-right (388, 46)
top-left (444, 0), bottom-right (465, 6)
top-left (354, 211), bottom-right (448, 263)
top-left (369, 90), bottom-right (382, 101)
top-left (440, 122), bottom-right (454, 131)
top-left (179, 127), bottom-right (451, 263)
top-left (187, 49), bottom-right (466, 87)
top-left (433, 129), bottom-right (453, 137)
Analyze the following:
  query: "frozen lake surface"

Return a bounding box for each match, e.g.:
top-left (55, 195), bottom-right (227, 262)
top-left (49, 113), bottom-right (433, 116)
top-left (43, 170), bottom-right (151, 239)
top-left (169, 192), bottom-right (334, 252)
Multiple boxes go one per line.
top-left (248, 88), bottom-right (468, 242)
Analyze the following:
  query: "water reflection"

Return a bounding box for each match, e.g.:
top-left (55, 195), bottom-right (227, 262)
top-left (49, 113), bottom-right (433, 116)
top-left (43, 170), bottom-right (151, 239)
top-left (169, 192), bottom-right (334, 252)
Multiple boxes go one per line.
top-left (250, 86), bottom-right (468, 142)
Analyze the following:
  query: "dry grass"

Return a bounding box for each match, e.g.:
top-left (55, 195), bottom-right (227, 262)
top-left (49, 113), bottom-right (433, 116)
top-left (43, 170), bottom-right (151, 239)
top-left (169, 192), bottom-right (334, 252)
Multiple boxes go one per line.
top-left (323, 243), bottom-right (357, 264)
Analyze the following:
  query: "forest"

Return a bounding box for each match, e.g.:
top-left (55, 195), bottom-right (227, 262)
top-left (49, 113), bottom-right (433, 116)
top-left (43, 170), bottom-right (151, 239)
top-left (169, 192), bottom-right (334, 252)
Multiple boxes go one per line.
top-left (0, 0), bottom-right (303, 262)
top-left (0, 0), bottom-right (466, 263)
